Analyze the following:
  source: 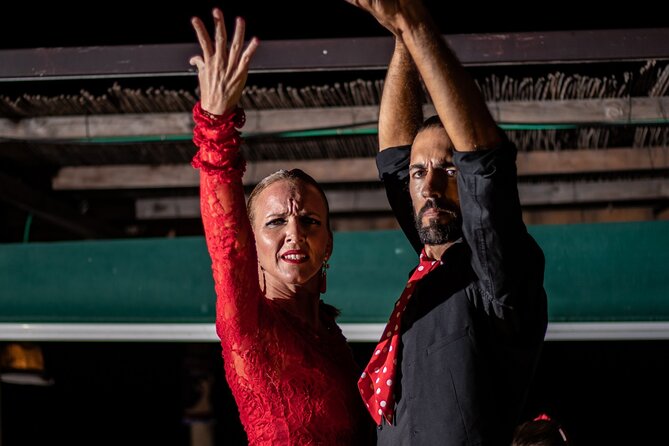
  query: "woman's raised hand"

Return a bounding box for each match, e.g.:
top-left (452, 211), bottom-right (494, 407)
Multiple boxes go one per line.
top-left (189, 8), bottom-right (259, 115)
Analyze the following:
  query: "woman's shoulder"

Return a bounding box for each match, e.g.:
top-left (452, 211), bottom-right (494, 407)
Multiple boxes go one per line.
top-left (320, 300), bottom-right (341, 320)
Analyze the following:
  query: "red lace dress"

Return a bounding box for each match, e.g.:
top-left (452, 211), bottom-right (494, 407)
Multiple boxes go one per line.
top-left (192, 103), bottom-right (374, 445)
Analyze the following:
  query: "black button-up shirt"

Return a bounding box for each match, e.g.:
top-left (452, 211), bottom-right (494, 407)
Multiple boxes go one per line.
top-left (375, 142), bottom-right (548, 446)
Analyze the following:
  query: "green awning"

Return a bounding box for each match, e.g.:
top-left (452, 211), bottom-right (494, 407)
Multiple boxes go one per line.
top-left (1, 221), bottom-right (667, 324)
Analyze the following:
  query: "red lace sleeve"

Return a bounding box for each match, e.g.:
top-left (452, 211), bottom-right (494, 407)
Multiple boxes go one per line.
top-left (192, 104), bottom-right (375, 445)
top-left (192, 102), bottom-right (262, 347)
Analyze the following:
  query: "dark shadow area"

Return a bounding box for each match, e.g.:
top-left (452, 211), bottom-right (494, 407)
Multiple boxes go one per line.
top-left (522, 340), bottom-right (669, 445)
top-left (2, 0), bottom-right (666, 49)
top-left (2, 340), bottom-right (667, 444)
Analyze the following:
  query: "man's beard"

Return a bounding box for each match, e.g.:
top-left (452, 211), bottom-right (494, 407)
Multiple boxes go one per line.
top-left (414, 199), bottom-right (462, 245)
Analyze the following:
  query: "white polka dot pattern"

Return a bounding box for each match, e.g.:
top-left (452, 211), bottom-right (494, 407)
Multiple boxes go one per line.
top-left (357, 249), bottom-right (442, 425)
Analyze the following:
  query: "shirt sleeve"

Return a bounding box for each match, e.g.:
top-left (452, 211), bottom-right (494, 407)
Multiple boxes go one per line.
top-left (192, 104), bottom-right (262, 346)
top-left (376, 146), bottom-right (422, 254)
top-left (454, 141), bottom-right (547, 336)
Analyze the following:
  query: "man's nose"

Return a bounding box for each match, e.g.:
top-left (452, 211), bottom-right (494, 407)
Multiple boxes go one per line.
top-left (422, 170), bottom-right (446, 199)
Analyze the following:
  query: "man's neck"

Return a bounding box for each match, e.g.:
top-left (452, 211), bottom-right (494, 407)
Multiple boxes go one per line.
top-left (424, 240), bottom-right (457, 260)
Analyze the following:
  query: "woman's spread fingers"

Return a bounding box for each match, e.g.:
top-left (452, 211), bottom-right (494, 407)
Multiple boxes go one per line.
top-left (212, 8), bottom-right (228, 68)
top-left (191, 16), bottom-right (214, 62)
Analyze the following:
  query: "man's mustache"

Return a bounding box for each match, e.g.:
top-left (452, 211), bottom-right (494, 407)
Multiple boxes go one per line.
top-left (417, 199), bottom-right (459, 220)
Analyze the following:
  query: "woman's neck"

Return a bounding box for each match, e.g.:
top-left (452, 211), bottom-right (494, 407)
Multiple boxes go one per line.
top-left (265, 277), bottom-right (321, 330)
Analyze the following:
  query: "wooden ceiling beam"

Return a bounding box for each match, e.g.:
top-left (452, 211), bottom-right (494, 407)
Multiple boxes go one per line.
top-left (134, 178), bottom-right (669, 219)
top-left (4, 98), bottom-right (669, 141)
top-left (53, 159), bottom-right (376, 189)
top-left (1, 29), bottom-right (668, 81)
top-left (520, 178), bottom-right (669, 206)
top-left (490, 97), bottom-right (669, 125)
top-left (522, 207), bottom-right (660, 225)
top-left (517, 146), bottom-right (669, 175)
top-left (52, 147), bottom-right (669, 190)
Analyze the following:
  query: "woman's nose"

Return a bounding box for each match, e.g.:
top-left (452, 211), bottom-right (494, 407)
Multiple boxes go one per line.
top-left (285, 218), bottom-right (306, 243)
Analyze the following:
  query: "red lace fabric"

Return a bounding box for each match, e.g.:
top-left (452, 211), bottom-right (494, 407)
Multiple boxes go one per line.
top-left (192, 102), bottom-right (373, 445)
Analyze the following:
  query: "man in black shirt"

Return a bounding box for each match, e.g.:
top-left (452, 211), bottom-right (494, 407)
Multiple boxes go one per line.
top-left (345, 0), bottom-right (549, 444)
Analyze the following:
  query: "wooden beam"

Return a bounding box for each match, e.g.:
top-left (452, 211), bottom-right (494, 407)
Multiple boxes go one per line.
top-left (244, 107), bottom-right (380, 134)
top-left (5, 98), bottom-right (669, 140)
top-left (255, 207), bottom-right (669, 230)
top-left (0, 113), bottom-right (192, 140)
top-left (1, 29), bottom-right (668, 81)
top-left (0, 172), bottom-right (120, 238)
top-left (135, 189), bottom-right (391, 219)
top-left (53, 158), bottom-right (378, 190)
top-left (0, 107), bottom-right (377, 140)
top-left (520, 178), bottom-right (669, 206)
top-left (53, 147), bottom-right (669, 190)
top-left (331, 215), bottom-right (399, 232)
top-left (516, 147), bottom-right (669, 175)
top-left (657, 207), bottom-right (669, 220)
top-left (133, 178), bottom-right (669, 219)
top-left (490, 97), bottom-right (669, 125)
top-left (55, 164), bottom-right (203, 190)
top-left (522, 207), bottom-right (657, 225)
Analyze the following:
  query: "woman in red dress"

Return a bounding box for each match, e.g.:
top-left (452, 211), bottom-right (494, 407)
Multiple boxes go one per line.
top-left (188, 8), bottom-right (374, 445)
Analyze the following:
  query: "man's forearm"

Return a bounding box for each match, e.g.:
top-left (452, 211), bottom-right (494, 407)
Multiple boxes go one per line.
top-left (378, 38), bottom-right (423, 151)
top-left (396, 10), bottom-right (502, 152)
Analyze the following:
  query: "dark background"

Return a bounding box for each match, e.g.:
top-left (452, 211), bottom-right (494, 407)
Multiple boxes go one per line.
top-left (3, 340), bottom-right (669, 445)
top-left (1, 0), bottom-right (667, 49)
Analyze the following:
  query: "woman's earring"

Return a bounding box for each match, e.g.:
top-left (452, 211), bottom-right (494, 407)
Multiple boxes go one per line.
top-left (319, 259), bottom-right (329, 294)
top-left (260, 265), bottom-right (266, 295)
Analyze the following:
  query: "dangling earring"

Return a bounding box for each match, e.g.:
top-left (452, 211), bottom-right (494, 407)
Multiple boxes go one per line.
top-left (319, 259), bottom-right (329, 294)
top-left (259, 264), bottom-right (267, 295)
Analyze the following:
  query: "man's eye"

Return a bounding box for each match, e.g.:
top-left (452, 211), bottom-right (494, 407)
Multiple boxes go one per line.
top-left (446, 168), bottom-right (458, 177)
top-left (302, 217), bottom-right (321, 226)
top-left (411, 170), bottom-right (426, 179)
top-left (266, 218), bottom-right (285, 227)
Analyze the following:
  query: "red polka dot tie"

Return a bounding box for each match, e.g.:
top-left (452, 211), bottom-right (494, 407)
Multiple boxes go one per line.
top-left (358, 249), bottom-right (442, 425)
